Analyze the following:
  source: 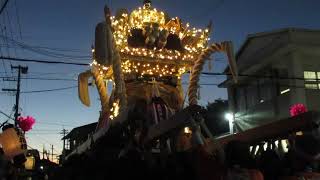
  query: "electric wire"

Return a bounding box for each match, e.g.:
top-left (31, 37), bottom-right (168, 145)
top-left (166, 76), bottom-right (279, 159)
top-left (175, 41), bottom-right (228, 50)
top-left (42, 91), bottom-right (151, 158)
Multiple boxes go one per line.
top-left (0, 27), bottom-right (9, 79)
top-left (0, 0), bottom-right (9, 15)
top-left (0, 35), bottom-right (91, 60)
top-left (1, 76), bottom-right (77, 81)
top-left (20, 85), bottom-right (77, 94)
top-left (5, 7), bottom-right (17, 59)
top-left (0, 109), bottom-right (12, 119)
top-left (0, 57), bottom-right (319, 82)
top-left (0, 13), bottom-right (11, 90)
top-left (0, 56), bottom-right (89, 66)
top-left (13, 0), bottom-right (22, 39)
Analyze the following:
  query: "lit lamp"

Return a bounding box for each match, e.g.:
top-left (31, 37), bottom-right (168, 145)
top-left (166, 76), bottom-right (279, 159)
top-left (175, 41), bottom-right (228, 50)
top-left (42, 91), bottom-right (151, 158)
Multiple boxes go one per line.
top-left (225, 112), bottom-right (234, 134)
top-left (24, 155), bottom-right (35, 170)
top-left (0, 126), bottom-right (27, 160)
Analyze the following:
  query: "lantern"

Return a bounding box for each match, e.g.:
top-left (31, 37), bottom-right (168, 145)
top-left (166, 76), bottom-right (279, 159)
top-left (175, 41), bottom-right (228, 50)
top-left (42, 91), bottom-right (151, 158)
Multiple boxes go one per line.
top-left (0, 126), bottom-right (27, 159)
top-left (24, 156), bottom-right (36, 170)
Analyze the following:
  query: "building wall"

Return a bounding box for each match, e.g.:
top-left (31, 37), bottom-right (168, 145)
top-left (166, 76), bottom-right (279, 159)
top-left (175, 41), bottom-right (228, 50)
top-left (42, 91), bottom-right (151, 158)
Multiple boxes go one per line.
top-left (300, 52), bottom-right (320, 111)
top-left (230, 33), bottom-right (320, 131)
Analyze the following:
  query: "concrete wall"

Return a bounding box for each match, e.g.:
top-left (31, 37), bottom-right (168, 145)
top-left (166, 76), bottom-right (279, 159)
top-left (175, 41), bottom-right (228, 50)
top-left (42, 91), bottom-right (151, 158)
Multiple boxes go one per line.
top-left (229, 30), bottom-right (320, 132)
top-left (306, 90), bottom-right (320, 111)
top-left (234, 90), bottom-right (291, 131)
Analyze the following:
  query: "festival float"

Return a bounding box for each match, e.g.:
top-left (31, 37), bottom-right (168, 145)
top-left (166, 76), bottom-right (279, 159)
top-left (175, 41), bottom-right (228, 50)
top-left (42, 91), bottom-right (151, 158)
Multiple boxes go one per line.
top-left (74, 0), bottom-right (238, 159)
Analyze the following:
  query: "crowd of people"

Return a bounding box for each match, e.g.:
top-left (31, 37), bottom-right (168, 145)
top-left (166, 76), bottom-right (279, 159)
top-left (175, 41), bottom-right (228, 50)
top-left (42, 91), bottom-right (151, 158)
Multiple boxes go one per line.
top-left (223, 133), bottom-right (320, 180)
top-left (49, 130), bottom-right (320, 180)
top-left (1, 129), bottom-right (320, 180)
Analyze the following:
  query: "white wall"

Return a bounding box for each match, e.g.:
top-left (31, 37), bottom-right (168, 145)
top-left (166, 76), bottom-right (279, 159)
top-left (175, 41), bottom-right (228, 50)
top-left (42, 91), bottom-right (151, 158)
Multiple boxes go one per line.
top-left (230, 30), bottom-right (320, 131)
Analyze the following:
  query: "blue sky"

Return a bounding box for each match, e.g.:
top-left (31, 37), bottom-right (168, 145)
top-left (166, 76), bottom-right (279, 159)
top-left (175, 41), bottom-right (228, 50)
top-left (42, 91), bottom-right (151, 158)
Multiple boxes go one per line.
top-left (0, 0), bottom-right (319, 159)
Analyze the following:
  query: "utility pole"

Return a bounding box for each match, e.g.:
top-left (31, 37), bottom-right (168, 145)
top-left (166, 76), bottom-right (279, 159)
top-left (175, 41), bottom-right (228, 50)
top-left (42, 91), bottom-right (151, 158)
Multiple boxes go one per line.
top-left (51, 144), bottom-right (54, 162)
top-left (60, 129), bottom-right (68, 150)
top-left (42, 144), bottom-right (45, 159)
top-left (2, 65), bottom-right (28, 126)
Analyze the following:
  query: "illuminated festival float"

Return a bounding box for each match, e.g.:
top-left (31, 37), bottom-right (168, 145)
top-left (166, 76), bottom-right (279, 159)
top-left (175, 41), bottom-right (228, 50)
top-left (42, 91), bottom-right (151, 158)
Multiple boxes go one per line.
top-left (75, 0), bottom-right (238, 158)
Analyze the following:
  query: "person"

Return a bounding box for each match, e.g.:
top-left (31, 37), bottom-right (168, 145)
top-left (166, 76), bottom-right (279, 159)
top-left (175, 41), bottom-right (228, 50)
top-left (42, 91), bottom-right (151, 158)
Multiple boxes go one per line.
top-left (280, 133), bottom-right (320, 180)
top-left (0, 145), bottom-right (6, 179)
top-left (224, 140), bottom-right (264, 180)
top-left (258, 146), bottom-right (283, 180)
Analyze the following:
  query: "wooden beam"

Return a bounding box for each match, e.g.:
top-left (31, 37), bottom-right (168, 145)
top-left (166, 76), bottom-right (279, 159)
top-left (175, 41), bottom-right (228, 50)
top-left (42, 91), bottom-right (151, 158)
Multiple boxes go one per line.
top-left (212, 111), bottom-right (320, 147)
top-left (143, 105), bottom-right (203, 143)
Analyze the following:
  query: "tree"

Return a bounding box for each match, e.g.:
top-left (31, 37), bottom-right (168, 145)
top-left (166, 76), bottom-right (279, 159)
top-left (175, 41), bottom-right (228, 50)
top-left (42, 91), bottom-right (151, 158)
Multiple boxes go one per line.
top-left (203, 99), bottom-right (229, 136)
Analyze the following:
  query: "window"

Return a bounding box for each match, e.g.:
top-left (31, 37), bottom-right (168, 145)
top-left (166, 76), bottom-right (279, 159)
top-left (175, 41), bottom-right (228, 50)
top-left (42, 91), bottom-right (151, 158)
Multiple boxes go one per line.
top-left (304, 71), bottom-right (320, 89)
top-left (65, 141), bottom-right (70, 150)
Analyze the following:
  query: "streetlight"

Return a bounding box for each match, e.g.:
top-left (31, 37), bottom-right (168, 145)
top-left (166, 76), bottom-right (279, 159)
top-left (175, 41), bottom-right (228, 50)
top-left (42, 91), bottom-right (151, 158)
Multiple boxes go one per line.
top-left (225, 112), bottom-right (234, 134)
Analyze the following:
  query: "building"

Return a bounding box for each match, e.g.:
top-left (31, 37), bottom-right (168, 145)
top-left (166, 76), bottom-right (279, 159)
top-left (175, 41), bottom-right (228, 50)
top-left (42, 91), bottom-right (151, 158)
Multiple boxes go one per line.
top-left (220, 28), bottom-right (320, 131)
top-left (61, 122), bottom-right (97, 158)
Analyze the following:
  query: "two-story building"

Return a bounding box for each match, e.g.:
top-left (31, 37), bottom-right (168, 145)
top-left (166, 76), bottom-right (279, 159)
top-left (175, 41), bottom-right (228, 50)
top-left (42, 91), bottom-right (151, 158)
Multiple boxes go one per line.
top-left (219, 28), bottom-right (320, 132)
top-left (61, 122), bottom-right (97, 159)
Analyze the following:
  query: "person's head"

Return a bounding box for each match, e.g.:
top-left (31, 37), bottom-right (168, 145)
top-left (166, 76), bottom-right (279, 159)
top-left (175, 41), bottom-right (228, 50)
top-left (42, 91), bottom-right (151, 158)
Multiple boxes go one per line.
top-left (2, 124), bottom-right (14, 131)
top-left (0, 144), bottom-right (4, 155)
top-left (289, 133), bottom-right (320, 171)
top-left (259, 149), bottom-right (283, 179)
top-left (295, 134), bottom-right (320, 158)
top-left (224, 140), bottom-right (254, 168)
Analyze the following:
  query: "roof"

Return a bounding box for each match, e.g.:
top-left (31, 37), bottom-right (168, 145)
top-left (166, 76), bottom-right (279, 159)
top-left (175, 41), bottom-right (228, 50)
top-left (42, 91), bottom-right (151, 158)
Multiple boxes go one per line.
top-left (237, 28), bottom-right (320, 60)
top-left (224, 28), bottom-right (320, 73)
top-left (62, 122), bottom-right (98, 140)
top-left (219, 28), bottom-right (320, 87)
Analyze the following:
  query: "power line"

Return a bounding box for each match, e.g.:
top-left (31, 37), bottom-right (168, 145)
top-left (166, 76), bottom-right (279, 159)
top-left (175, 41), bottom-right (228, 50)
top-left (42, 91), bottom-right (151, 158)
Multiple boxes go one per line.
top-left (0, 43), bottom-right (88, 53)
top-left (194, 0), bottom-right (226, 20)
top-left (4, 7), bottom-right (17, 59)
top-left (0, 35), bottom-right (91, 60)
top-left (197, 83), bottom-right (220, 86)
top-left (0, 26), bottom-right (10, 81)
top-left (211, 0), bottom-right (226, 13)
top-left (32, 129), bottom-right (61, 132)
top-left (1, 76), bottom-right (77, 81)
top-left (0, 57), bottom-right (318, 81)
top-left (0, 58), bottom-right (318, 82)
top-left (2, 65), bottom-right (28, 126)
top-left (20, 77), bottom-right (76, 81)
top-left (182, 82), bottom-right (220, 86)
top-left (21, 85), bottom-right (77, 94)
top-left (36, 122), bottom-right (74, 127)
top-left (1, 42), bottom-right (88, 52)
top-left (27, 144), bottom-right (36, 150)
top-left (0, 0), bottom-right (9, 15)
top-left (27, 130), bottom-right (62, 150)
top-left (0, 56), bottom-right (89, 66)
top-left (0, 72), bottom-right (79, 77)
top-left (22, 72), bottom-right (79, 76)
top-left (0, 27), bottom-right (10, 56)
top-left (0, 111), bottom-right (75, 127)
top-left (27, 132), bottom-right (60, 135)
top-left (0, 109), bottom-right (13, 120)
top-left (200, 72), bottom-right (319, 81)
top-left (13, 0), bottom-right (22, 39)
